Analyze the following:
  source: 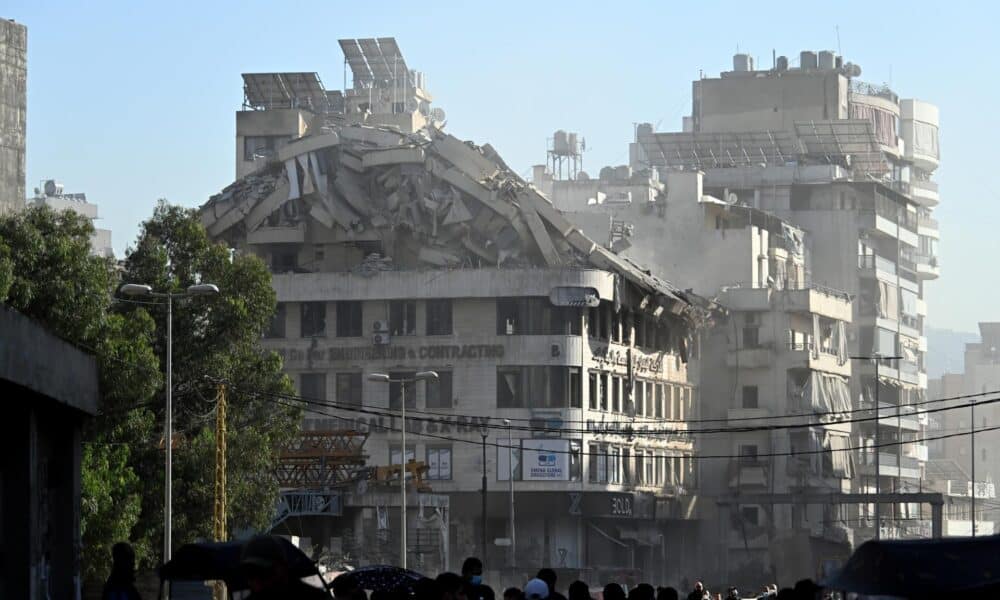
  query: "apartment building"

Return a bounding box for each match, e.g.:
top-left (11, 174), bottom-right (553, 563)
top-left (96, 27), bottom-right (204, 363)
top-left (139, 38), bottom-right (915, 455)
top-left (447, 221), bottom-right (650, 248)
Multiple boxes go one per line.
top-left (929, 322), bottom-right (1000, 534)
top-left (30, 180), bottom-right (113, 257)
top-left (0, 18), bottom-right (26, 214)
top-left (200, 38), bottom-right (713, 585)
top-left (630, 50), bottom-right (940, 545)
top-left (535, 164), bottom-right (854, 585)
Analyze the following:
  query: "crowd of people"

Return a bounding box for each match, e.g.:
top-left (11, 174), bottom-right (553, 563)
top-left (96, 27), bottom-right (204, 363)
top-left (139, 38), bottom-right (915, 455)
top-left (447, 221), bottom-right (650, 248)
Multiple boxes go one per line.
top-left (101, 537), bottom-right (831, 600)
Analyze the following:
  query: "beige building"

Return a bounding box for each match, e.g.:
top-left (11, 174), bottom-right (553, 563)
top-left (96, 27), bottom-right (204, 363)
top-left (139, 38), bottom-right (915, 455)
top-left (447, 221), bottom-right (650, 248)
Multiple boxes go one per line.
top-left (631, 50), bottom-right (940, 545)
top-left (30, 180), bottom-right (113, 257)
top-left (201, 38), bottom-right (713, 585)
top-left (0, 18), bottom-right (26, 214)
top-left (535, 164), bottom-right (855, 585)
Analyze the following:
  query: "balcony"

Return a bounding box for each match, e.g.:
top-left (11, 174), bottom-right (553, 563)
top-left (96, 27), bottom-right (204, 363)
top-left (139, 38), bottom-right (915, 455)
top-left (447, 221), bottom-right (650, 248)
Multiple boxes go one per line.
top-left (248, 222), bottom-right (307, 245)
top-left (858, 254), bottom-right (897, 279)
top-left (786, 342), bottom-right (851, 376)
top-left (859, 209), bottom-right (919, 247)
top-left (720, 287), bottom-right (771, 312)
top-left (915, 253), bottom-right (940, 280)
top-left (728, 407), bottom-right (770, 422)
top-left (857, 452), bottom-right (922, 479)
top-left (909, 179), bottom-right (939, 207)
top-left (782, 286), bottom-right (853, 322)
top-left (726, 344), bottom-right (774, 368)
top-left (917, 214), bottom-right (939, 239)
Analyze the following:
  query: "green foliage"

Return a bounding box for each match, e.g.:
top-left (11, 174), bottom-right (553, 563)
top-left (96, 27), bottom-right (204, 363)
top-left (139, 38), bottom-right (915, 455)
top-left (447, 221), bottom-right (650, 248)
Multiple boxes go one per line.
top-left (121, 200), bottom-right (299, 551)
top-left (0, 202), bottom-right (296, 579)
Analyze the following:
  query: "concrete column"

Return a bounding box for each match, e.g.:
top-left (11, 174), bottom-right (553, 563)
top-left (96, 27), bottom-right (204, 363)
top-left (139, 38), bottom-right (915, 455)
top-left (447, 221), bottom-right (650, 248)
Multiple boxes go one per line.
top-left (931, 503), bottom-right (943, 538)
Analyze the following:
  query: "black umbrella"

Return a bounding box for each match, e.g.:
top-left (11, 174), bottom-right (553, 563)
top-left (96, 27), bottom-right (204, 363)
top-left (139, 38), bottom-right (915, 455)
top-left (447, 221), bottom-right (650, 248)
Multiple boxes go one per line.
top-left (335, 565), bottom-right (424, 592)
top-left (160, 539), bottom-right (323, 592)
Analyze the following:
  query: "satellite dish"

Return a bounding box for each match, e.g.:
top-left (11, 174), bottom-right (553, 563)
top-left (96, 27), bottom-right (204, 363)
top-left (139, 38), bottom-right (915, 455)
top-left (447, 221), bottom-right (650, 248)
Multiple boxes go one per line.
top-left (430, 107), bottom-right (447, 123)
top-left (727, 193), bottom-right (739, 204)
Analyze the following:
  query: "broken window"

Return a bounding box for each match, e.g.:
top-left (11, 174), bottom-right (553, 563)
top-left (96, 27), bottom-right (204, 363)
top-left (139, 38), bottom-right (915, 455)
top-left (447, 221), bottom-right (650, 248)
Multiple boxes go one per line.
top-left (389, 300), bottom-right (416, 336)
top-left (497, 367), bottom-right (524, 408)
top-left (425, 370), bottom-right (453, 408)
top-left (600, 373), bottom-right (609, 411)
top-left (300, 302), bottom-right (326, 337)
top-left (655, 384), bottom-right (664, 418)
top-left (335, 372), bottom-right (362, 407)
top-left (271, 249), bottom-right (298, 273)
top-left (742, 314), bottom-right (760, 348)
top-left (265, 302), bottom-right (287, 338)
top-left (497, 297), bottom-right (578, 335)
top-left (299, 373), bottom-right (326, 401)
top-left (336, 301), bottom-right (363, 337)
top-left (741, 506), bottom-right (760, 527)
top-left (243, 135), bottom-right (289, 161)
top-left (635, 380), bottom-right (645, 416)
top-left (742, 386), bottom-right (759, 409)
top-left (388, 371), bottom-right (417, 409)
top-left (426, 299), bottom-right (453, 335)
top-left (611, 376), bottom-right (621, 413)
top-left (569, 440), bottom-right (582, 482)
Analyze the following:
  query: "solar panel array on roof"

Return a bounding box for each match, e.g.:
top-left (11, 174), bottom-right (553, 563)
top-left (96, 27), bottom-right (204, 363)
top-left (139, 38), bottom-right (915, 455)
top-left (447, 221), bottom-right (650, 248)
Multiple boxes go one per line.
top-left (242, 73), bottom-right (329, 112)
top-left (338, 39), bottom-right (373, 85)
top-left (338, 37), bottom-right (410, 87)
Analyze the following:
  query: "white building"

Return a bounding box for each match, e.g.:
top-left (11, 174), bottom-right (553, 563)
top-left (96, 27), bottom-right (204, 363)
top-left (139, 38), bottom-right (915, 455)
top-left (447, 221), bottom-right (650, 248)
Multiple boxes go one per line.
top-left (629, 50), bottom-right (940, 546)
top-left (535, 164), bottom-right (855, 585)
top-left (30, 180), bottom-right (113, 258)
top-left (200, 38), bottom-right (715, 585)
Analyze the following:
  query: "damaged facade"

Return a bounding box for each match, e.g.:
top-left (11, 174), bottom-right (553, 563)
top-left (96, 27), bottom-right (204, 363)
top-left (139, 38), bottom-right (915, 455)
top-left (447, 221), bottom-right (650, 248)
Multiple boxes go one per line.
top-left (201, 39), bottom-right (712, 584)
top-left (536, 164), bottom-right (855, 586)
top-left (0, 18), bottom-right (26, 214)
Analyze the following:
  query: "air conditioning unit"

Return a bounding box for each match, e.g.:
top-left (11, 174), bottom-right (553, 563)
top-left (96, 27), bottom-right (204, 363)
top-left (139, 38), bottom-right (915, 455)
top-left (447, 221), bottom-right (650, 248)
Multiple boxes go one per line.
top-left (373, 332), bottom-right (391, 346)
top-left (372, 320), bottom-right (389, 333)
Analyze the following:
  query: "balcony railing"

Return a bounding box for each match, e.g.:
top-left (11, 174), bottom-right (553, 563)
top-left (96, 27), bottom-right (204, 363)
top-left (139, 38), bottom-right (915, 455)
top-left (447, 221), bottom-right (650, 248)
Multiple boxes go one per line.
top-left (910, 179), bottom-right (939, 193)
top-left (918, 214), bottom-right (939, 230)
top-left (788, 341), bottom-right (838, 356)
top-left (858, 254), bottom-right (897, 275)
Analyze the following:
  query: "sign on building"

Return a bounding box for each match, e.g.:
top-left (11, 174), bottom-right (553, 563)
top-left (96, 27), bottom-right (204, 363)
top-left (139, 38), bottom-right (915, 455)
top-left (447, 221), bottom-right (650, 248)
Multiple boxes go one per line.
top-left (523, 439), bottom-right (570, 480)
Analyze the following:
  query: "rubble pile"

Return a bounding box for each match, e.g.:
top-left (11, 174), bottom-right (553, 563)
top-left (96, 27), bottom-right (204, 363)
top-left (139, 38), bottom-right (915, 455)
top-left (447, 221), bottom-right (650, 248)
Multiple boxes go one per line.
top-left (201, 122), bottom-right (712, 323)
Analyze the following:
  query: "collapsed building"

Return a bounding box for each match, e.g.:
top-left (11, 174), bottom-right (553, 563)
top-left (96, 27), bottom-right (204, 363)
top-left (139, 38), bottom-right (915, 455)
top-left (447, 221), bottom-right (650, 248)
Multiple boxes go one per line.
top-left (200, 38), bottom-right (714, 584)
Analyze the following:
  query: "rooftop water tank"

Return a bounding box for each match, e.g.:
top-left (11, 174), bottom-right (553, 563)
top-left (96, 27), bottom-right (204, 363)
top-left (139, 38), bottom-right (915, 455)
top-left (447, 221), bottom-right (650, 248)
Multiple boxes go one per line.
top-left (800, 51), bottom-right (818, 70)
top-left (553, 130), bottom-right (569, 155)
top-left (733, 53), bottom-right (753, 72)
top-left (818, 50), bottom-right (836, 70)
top-left (776, 55), bottom-right (789, 71)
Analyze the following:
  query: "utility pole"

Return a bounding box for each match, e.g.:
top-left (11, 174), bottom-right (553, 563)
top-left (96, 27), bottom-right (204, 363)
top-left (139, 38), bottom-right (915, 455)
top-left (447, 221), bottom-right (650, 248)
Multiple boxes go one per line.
top-left (480, 424), bottom-right (488, 562)
top-left (504, 419), bottom-right (516, 571)
top-left (851, 354), bottom-right (901, 540)
top-left (213, 384), bottom-right (227, 600)
top-left (972, 397), bottom-right (977, 536)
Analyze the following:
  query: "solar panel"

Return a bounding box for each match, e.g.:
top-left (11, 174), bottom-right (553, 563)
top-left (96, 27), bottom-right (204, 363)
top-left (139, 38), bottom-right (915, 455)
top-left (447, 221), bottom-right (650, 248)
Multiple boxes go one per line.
top-left (358, 38), bottom-right (392, 81)
top-left (242, 73), bottom-right (328, 112)
top-left (377, 37), bottom-right (409, 79)
top-left (338, 39), bottom-right (373, 85)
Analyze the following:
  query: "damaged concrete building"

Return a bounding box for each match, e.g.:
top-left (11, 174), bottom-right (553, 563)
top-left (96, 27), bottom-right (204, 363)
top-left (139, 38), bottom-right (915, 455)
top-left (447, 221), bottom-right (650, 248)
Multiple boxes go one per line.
top-left (0, 18), bottom-right (26, 214)
top-left (200, 38), bottom-right (713, 584)
top-left (536, 164), bottom-right (855, 586)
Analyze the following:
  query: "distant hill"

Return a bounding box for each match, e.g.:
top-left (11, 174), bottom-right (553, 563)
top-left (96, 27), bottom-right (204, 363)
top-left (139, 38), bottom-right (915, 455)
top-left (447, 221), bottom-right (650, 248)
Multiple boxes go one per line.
top-left (926, 325), bottom-right (979, 379)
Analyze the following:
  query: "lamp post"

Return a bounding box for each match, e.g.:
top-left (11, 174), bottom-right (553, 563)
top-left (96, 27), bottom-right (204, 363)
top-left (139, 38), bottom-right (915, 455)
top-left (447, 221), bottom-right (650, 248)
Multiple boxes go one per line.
top-left (480, 423), bottom-right (489, 563)
top-left (504, 418), bottom-right (516, 570)
top-left (120, 282), bottom-right (220, 564)
top-left (851, 353), bottom-right (901, 540)
top-left (368, 370), bottom-right (438, 569)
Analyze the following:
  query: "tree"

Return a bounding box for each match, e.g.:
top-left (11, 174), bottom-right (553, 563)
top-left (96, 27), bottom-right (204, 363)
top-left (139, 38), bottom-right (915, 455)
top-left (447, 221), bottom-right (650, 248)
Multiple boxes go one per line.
top-left (0, 206), bottom-right (161, 580)
top-left (121, 200), bottom-right (299, 547)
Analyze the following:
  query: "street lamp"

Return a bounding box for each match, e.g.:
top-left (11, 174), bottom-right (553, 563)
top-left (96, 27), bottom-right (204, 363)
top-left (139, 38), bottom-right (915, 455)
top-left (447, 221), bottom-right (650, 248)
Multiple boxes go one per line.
top-left (479, 422), bottom-right (489, 563)
top-left (504, 418), bottom-right (516, 570)
top-left (368, 370), bottom-right (438, 569)
top-left (120, 282), bottom-right (220, 564)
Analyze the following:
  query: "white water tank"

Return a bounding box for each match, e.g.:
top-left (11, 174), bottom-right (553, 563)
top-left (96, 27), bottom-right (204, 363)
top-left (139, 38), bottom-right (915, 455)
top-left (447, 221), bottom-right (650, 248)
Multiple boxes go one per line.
top-left (800, 51), bottom-right (818, 70)
top-left (818, 50), bottom-right (837, 70)
top-left (553, 130), bottom-right (569, 155)
top-left (733, 53), bottom-right (753, 72)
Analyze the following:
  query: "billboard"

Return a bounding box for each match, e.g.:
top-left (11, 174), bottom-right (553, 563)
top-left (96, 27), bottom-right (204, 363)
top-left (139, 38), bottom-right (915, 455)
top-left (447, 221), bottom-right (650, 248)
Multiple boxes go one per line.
top-left (522, 439), bottom-right (570, 480)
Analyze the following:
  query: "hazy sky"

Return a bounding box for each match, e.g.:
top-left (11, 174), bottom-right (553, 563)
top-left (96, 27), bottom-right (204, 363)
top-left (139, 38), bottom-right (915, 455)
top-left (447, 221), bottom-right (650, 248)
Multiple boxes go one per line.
top-left (5, 0), bottom-right (998, 331)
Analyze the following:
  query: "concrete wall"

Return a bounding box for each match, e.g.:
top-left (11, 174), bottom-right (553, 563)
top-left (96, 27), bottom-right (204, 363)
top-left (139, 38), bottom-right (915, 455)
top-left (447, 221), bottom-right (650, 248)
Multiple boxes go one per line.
top-left (0, 19), bottom-right (26, 214)
top-left (693, 71), bottom-right (848, 133)
top-left (235, 109), bottom-right (311, 178)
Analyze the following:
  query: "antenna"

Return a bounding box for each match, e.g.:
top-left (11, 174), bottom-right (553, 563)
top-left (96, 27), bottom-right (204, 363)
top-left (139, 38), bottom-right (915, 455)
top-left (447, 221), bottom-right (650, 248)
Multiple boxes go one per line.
top-left (836, 25), bottom-right (842, 55)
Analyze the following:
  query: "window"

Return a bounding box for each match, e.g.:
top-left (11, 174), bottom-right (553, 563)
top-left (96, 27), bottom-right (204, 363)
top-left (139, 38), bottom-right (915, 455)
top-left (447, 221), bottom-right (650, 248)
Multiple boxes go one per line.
top-left (426, 299), bottom-right (453, 335)
top-left (739, 444), bottom-right (759, 464)
top-left (497, 367), bottom-right (524, 408)
top-left (388, 372), bottom-right (416, 409)
top-left (335, 372), bottom-right (362, 406)
top-left (336, 301), bottom-right (363, 337)
top-left (611, 376), bottom-right (621, 413)
top-left (622, 448), bottom-right (633, 484)
top-left (588, 305), bottom-right (609, 340)
top-left (569, 440), bottom-right (582, 482)
top-left (244, 135), bottom-right (288, 160)
top-left (426, 447), bottom-right (453, 480)
top-left (655, 384), bottom-right (664, 418)
top-left (635, 381), bottom-right (645, 416)
top-left (742, 386), bottom-right (759, 409)
top-left (588, 372), bottom-right (599, 410)
top-left (644, 450), bottom-right (654, 485)
top-left (389, 300), bottom-right (416, 336)
top-left (300, 373), bottom-right (326, 401)
top-left (426, 371), bottom-right (453, 408)
top-left (497, 298), bottom-right (580, 335)
top-left (300, 302), bottom-right (326, 337)
top-left (271, 249), bottom-right (298, 273)
top-left (741, 506), bottom-right (760, 527)
top-left (496, 366), bottom-right (580, 408)
top-left (743, 325), bottom-right (760, 348)
top-left (609, 447), bottom-right (621, 484)
top-left (265, 303), bottom-right (287, 338)
top-left (589, 443), bottom-right (608, 483)
top-left (635, 451), bottom-right (645, 485)
top-left (389, 445), bottom-right (416, 467)
top-left (645, 382), bottom-right (655, 417)
top-left (611, 311), bottom-right (622, 343)
top-left (600, 373), bottom-right (609, 411)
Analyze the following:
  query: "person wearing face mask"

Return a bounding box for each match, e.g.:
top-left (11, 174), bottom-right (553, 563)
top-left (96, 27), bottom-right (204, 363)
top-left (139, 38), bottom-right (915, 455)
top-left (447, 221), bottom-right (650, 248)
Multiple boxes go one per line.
top-left (461, 557), bottom-right (496, 600)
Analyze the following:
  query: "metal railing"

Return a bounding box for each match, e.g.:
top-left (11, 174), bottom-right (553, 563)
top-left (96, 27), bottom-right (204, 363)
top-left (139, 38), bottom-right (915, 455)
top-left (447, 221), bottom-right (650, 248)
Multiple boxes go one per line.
top-left (858, 254), bottom-right (897, 275)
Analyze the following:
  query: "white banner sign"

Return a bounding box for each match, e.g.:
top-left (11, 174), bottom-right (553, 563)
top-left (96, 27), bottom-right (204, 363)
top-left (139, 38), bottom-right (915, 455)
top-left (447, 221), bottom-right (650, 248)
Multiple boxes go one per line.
top-left (522, 439), bottom-right (570, 481)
